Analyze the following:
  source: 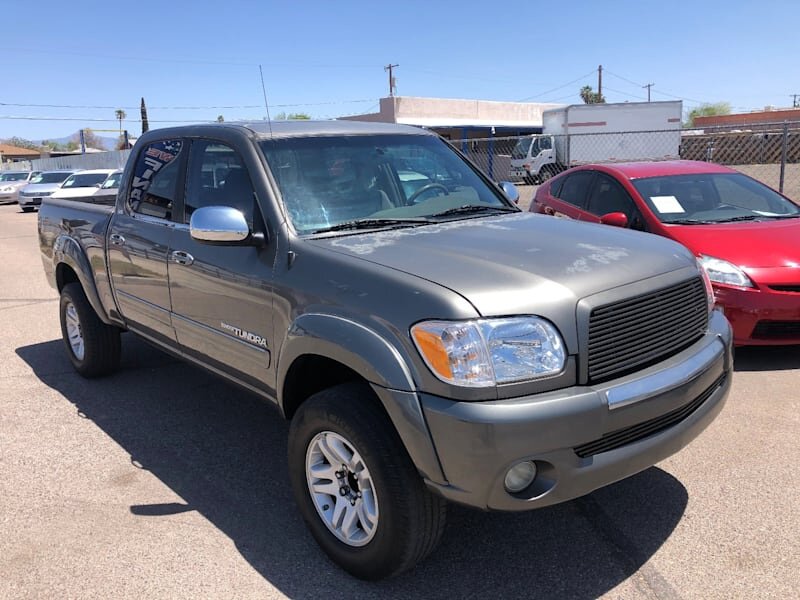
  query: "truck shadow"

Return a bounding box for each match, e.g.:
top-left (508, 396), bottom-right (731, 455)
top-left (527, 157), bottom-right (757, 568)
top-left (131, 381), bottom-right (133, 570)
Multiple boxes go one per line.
top-left (734, 345), bottom-right (800, 372)
top-left (17, 336), bottom-right (688, 599)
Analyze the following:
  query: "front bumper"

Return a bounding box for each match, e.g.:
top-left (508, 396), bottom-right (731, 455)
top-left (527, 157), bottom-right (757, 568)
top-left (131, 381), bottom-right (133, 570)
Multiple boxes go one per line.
top-left (19, 196), bottom-right (43, 207)
top-left (715, 282), bottom-right (800, 345)
top-left (420, 310), bottom-right (732, 511)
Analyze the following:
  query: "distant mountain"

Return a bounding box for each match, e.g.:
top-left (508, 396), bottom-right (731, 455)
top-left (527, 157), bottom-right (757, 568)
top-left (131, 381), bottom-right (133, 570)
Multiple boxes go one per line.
top-left (38, 132), bottom-right (120, 150)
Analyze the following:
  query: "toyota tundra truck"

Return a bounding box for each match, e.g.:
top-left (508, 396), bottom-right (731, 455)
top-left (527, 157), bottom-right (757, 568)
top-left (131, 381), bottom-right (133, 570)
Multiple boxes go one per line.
top-left (38, 120), bottom-right (732, 580)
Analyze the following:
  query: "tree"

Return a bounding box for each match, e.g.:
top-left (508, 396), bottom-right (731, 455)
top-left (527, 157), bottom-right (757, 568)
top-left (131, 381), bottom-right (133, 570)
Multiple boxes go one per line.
top-left (140, 97), bottom-right (149, 134)
top-left (70, 129), bottom-right (106, 150)
top-left (3, 136), bottom-right (41, 150)
top-left (216, 114), bottom-right (225, 122)
top-left (579, 85), bottom-right (606, 104)
top-left (686, 102), bottom-right (731, 127)
top-left (274, 111), bottom-right (311, 120)
top-left (115, 109), bottom-right (127, 135)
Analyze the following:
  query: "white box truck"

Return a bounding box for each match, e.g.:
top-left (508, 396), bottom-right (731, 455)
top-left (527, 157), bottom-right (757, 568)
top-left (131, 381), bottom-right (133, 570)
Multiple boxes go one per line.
top-left (510, 101), bottom-right (682, 183)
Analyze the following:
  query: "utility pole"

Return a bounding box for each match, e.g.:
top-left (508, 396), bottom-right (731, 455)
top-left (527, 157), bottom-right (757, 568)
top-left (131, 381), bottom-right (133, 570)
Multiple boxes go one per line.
top-left (384, 63), bottom-right (399, 97)
top-left (643, 83), bottom-right (654, 102)
top-left (597, 64), bottom-right (602, 98)
top-left (792, 94), bottom-right (800, 108)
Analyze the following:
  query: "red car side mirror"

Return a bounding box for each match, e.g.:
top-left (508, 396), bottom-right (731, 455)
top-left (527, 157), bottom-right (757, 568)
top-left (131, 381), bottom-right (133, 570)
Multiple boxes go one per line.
top-left (600, 212), bottom-right (629, 228)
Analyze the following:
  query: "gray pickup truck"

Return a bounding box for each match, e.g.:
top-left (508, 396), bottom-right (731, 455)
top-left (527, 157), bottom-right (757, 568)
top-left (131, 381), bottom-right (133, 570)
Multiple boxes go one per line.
top-left (39, 121), bottom-right (732, 580)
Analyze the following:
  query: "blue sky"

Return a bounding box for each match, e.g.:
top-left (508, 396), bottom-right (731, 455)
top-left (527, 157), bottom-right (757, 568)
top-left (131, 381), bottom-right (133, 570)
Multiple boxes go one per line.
top-left (1, 0), bottom-right (796, 141)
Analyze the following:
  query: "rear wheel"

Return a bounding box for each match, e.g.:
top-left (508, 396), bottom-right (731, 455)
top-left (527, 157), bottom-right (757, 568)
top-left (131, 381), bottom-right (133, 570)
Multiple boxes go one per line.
top-left (288, 383), bottom-right (447, 580)
top-left (539, 166), bottom-right (555, 183)
top-left (59, 282), bottom-right (121, 377)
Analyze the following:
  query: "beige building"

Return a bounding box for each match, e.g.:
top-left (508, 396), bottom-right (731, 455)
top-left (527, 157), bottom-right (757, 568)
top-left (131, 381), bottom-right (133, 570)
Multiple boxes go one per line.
top-left (341, 96), bottom-right (563, 144)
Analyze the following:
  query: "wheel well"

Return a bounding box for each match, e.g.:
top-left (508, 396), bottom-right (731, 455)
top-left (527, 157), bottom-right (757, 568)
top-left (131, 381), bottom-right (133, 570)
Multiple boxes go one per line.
top-left (282, 355), bottom-right (366, 419)
top-left (56, 263), bottom-right (79, 293)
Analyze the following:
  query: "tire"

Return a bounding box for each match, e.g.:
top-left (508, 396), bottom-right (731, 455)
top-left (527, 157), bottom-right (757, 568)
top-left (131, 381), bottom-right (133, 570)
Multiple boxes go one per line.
top-left (59, 282), bottom-right (121, 378)
top-left (539, 166), bottom-right (554, 183)
top-left (21, 206), bottom-right (34, 213)
top-left (288, 382), bottom-right (447, 580)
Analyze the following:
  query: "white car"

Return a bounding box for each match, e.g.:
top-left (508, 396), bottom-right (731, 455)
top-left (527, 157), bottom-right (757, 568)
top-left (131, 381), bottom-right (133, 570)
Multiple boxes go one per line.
top-left (50, 169), bottom-right (119, 201)
top-left (0, 171), bottom-right (41, 204)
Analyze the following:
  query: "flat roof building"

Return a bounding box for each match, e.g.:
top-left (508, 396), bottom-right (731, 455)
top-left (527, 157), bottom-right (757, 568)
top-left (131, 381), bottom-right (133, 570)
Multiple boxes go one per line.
top-left (340, 96), bottom-right (563, 143)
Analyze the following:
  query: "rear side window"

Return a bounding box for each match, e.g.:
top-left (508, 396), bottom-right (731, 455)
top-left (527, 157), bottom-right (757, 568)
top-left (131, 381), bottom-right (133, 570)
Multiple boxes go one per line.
top-left (555, 171), bottom-right (594, 209)
top-left (128, 139), bottom-right (185, 220)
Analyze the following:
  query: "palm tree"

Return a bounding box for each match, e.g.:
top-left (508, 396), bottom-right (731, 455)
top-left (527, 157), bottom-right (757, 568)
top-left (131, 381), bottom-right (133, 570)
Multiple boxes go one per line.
top-left (115, 109), bottom-right (127, 135)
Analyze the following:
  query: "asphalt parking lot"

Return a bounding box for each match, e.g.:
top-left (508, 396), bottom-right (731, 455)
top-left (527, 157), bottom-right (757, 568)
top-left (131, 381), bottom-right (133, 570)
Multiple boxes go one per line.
top-left (1, 202), bottom-right (798, 599)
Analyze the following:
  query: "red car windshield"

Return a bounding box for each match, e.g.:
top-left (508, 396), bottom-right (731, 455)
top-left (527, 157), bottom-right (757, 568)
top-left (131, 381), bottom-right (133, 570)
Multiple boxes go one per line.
top-left (633, 173), bottom-right (800, 224)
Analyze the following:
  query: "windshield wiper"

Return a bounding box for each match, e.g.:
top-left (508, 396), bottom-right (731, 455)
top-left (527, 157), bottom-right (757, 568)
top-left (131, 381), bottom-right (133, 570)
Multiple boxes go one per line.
top-left (663, 218), bottom-right (715, 225)
top-left (311, 217), bottom-right (431, 234)
top-left (762, 213), bottom-right (800, 219)
top-left (429, 204), bottom-right (519, 218)
top-left (713, 215), bottom-right (763, 223)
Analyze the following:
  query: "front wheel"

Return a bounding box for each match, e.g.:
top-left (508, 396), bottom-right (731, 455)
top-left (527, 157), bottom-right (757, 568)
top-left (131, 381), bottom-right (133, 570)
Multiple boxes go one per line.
top-left (21, 206), bottom-right (34, 213)
top-left (59, 282), bottom-right (121, 377)
top-left (288, 383), bottom-right (447, 580)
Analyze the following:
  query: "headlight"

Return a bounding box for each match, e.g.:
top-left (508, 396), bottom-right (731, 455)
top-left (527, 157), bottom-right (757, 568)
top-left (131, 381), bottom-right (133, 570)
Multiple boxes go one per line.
top-left (0, 186), bottom-right (14, 193)
top-left (411, 317), bottom-right (566, 387)
top-left (698, 255), bottom-right (754, 288)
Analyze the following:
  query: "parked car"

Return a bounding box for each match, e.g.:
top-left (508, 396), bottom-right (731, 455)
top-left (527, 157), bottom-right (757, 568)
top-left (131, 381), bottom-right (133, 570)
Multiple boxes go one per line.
top-left (19, 170), bottom-right (77, 212)
top-left (38, 122), bottom-right (732, 579)
top-left (0, 170), bottom-right (40, 204)
top-left (530, 160), bottom-right (800, 345)
top-left (50, 169), bottom-right (119, 202)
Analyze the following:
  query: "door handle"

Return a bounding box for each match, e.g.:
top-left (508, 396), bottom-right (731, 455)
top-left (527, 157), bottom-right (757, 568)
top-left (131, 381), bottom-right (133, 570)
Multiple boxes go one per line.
top-left (109, 233), bottom-right (125, 246)
top-left (170, 250), bottom-right (194, 266)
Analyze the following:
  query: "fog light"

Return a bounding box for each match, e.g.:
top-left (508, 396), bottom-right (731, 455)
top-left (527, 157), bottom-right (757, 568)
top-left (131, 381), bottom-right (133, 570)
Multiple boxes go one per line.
top-left (504, 461), bottom-right (537, 493)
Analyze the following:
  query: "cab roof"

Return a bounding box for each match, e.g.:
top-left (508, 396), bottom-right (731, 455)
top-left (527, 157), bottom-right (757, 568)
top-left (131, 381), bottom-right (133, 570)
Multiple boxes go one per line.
top-left (229, 120), bottom-right (433, 139)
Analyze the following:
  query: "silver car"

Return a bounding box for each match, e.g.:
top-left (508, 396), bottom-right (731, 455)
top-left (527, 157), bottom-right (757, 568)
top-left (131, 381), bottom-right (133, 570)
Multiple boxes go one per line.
top-left (19, 170), bottom-right (77, 212)
top-left (0, 171), bottom-right (40, 204)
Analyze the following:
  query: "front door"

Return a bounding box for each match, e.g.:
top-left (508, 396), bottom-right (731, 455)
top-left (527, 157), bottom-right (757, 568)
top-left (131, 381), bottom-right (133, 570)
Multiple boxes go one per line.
top-left (167, 138), bottom-right (276, 395)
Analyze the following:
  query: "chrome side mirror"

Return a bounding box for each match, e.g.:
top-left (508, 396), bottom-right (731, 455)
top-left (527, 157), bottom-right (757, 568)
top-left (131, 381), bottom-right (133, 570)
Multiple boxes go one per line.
top-left (499, 181), bottom-right (520, 204)
top-left (190, 206), bottom-right (250, 243)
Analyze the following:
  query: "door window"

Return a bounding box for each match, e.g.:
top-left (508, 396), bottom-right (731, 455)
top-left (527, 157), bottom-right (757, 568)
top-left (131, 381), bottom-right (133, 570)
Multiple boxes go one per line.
top-left (128, 140), bottom-right (185, 220)
top-left (554, 171), bottom-right (594, 209)
top-left (184, 141), bottom-right (255, 225)
top-left (588, 174), bottom-right (646, 230)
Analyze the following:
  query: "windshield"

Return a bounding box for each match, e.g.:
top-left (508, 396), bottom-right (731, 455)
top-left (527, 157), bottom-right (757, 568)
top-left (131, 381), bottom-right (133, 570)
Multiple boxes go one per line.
top-left (62, 172), bottom-right (110, 188)
top-left (31, 172), bottom-right (73, 184)
top-left (0, 172), bottom-right (29, 182)
top-left (260, 134), bottom-right (512, 234)
top-left (101, 171), bottom-right (123, 189)
top-left (633, 173), bottom-right (800, 224)
top-left (511, 137), bottom-right (533, 160)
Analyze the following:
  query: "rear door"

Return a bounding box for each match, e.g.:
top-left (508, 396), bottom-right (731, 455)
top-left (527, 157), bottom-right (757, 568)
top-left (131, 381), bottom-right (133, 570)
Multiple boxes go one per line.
top-left (167, 137), bottom-right (277, 394)
top-left (108, 138), bottom-right (186, 345)
top-left (540, 170), bottom-right (595, 220)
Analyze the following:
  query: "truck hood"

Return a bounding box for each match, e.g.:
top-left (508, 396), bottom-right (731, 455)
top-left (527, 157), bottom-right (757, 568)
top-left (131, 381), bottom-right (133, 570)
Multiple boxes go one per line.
top-left (310, 213), bottom-right (695, 316)
top-left (666, 219), bottom-right (800, 268)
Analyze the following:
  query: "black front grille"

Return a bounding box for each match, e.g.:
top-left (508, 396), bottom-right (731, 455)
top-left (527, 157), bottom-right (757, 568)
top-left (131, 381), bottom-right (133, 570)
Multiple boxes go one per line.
top-left (752, 320), bottom-right (800, 339)
top-left (587, 277), bottom-right (708, 383)
top-left (574, 374), bottom-right (726, 458)
top-left (769, 285), bottom-right (800, 293)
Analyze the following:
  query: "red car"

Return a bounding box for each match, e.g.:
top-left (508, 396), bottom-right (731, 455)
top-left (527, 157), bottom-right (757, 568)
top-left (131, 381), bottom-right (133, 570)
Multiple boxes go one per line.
top-left (530, 160), bottom-right (800, 346)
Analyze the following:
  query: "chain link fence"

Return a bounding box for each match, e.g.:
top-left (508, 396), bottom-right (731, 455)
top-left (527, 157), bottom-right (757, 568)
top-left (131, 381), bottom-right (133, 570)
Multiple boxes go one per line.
top-left (454, 121), bottom-right (800, 204)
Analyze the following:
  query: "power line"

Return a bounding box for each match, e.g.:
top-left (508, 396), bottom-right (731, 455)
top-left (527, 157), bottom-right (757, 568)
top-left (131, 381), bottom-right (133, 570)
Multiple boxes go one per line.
top-left (0, 99), bottom-right (378, 110)
top-left (602, 85), bottom-right (648, 101)
top-left (518, 70), bottom-right (597, 101)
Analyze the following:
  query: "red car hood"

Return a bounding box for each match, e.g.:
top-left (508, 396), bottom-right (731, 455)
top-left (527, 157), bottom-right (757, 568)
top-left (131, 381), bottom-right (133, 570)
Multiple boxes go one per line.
top-left (666, 219), bottom-right (800, 268)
